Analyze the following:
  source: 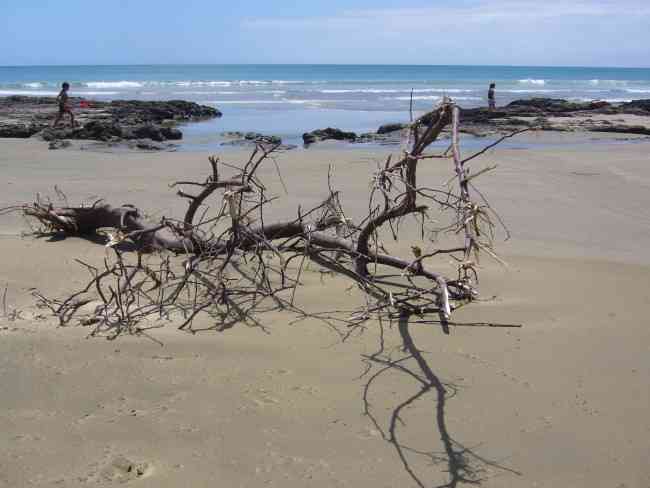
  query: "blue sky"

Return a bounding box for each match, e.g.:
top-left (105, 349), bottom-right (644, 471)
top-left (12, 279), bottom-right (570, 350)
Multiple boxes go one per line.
top-left (1, 0), bottom-right (649, 67)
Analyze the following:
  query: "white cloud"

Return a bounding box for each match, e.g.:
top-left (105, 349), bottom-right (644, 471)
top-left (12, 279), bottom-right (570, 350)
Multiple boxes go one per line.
top-left (240, 0), bottom-right (650, 66)
top-left (244, 0), bottom-right (650, 31)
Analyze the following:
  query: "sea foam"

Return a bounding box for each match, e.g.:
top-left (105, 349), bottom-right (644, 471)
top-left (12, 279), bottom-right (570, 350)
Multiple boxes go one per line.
top-left (208, 100), bottom-right (286, 104)
top-left (320, 88), bottom-right (474, 94)
top-left (84, 81), bottom-right (144, 88)
top-left (0, 89), bottom-right (60, 96)
top-left (518, 79), bottom-right (546, 85)
top-left (388, 95), bottom-right (481, 101)
top-left (174, 81), bottom-right (232, 87)
top-left (589, 79), bottom-right (629, 86)
top-left (74, 91), bottom-right (120, 96)
top-left (504, 89), bottom-right (559, 93)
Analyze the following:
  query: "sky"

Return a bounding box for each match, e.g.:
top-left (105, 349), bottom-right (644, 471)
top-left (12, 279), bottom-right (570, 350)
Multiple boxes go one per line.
top-left (1, 0), bottom-right (649, 67)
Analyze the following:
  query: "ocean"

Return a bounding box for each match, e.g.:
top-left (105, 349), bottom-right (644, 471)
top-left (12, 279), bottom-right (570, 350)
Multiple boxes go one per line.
top-left (2, 64), bottom-right (650, 144)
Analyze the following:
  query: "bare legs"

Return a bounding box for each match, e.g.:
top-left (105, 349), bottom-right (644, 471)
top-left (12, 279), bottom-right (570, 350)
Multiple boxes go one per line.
top-left (52, 108), bottom-right (75, 128)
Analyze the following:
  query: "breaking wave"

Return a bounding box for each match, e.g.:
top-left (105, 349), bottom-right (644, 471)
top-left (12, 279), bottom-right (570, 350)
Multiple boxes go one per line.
top-left (386, 95), bottom-right (481, 101)
top-left (504, 89), bottom-right (561, 93)
top-left (84, 81), bottom-right (144, 88)
top-left (588, 79), bottom-right (630, 86)
top-left (320, 88), bottom-right (474, 94)
top-left (0, 89), bottom-right (60, 96)
top-left (518, 79), bottom-right (546, 85)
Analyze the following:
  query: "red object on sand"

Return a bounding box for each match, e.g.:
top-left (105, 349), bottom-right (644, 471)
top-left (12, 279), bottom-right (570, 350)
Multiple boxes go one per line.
top-left (79, 100), bottom-right (90, 108)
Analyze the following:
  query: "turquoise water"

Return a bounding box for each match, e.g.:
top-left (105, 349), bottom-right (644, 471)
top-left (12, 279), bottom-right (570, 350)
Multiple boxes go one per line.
top-left (2, 64), bottom-right (650, 140)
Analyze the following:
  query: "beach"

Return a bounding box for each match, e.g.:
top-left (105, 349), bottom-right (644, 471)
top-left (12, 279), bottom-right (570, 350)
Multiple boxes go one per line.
top-left (1, 133), bottom-right (650, 487)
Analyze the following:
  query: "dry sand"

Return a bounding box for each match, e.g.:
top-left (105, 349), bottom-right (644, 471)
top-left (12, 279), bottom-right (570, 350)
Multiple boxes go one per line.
top-left (1, 137), bottom-right (649, 487)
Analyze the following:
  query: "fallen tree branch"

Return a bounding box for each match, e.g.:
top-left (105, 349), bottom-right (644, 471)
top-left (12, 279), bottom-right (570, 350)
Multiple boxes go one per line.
top-left (8, 99), bottom-right (512, 336)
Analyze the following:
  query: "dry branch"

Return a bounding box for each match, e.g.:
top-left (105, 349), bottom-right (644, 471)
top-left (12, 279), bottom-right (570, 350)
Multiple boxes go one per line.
top-left (9, 99), bottom-right (511, 337)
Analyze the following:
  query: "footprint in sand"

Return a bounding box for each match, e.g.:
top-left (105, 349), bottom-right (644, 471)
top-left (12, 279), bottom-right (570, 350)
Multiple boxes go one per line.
top-left (264, 368), bottom-right (293, 376)
top-left (252, 394), bottom-right (281, 407)
top-left (243, 386), bottom-right (282, 407)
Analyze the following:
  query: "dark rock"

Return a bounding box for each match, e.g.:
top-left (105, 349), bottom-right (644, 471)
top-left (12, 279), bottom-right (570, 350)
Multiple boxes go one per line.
top-left (500, 118), bottom-right (533, 127)
top-left (377, 123), bottom-right (407, 134)
top-left (221, 131), bottom-right (245, 138)
top-left (103, 99), bottom-right (221, 123)
top-left (160, 127), bottom-right (183, 140)
top-left (40, 127), bottom-right (82, 141)
top-left (128, 139), bottom-right (177, 151)
top-left (620, 99), bottom-right (650, 113)
top-left (355, 132), bottom-right (402, 145)
top-left (234, 132), bottom-right (282, 144)
top-left (589, 100), bottom-right (611, 110)
top-left (0, 123), bottom-right (41, 138)
top-left (131, 125), bottom-right (164, 142)
top-left (82, 120), bottom-right (123, 140)
top-left (0, 95), bottom-right (62, 106)
top-left (363, 96), bottom-right (650, 140)
top-left (0, 96), bottom-right (221, 144)
top-left (220, 131), bottom-right (282, 146)
top-left (459, 108), bottom-right (511, 124)
top-left (589, 124), bottom-right (650, 136)
top-left (244, 132), bottom-right (281, 145)
top-left (506, 98), bottom-right (611, 113)
top-left (263, 135), bottom-right (282, 145)
top-left (302, 133), bottom-right (318, 145)
top-left (302, 127), bottom-right (357, 145)
top-left (40, 122), bottom-right (124, 142)
top-left (48, 139), bottom-right (72, 150)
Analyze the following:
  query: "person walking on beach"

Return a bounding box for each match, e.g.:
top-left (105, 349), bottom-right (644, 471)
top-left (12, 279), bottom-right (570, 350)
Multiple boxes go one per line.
top-left (53, 82), bottom-right (75, 127)
top-left (488, 83), bottom-right (496, 111)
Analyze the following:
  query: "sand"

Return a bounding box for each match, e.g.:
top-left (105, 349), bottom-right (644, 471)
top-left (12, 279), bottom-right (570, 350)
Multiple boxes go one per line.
top-left (1, 137), bottom-right (649, 487)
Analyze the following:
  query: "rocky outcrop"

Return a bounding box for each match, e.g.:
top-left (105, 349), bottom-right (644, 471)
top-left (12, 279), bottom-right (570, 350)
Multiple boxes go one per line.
top-left (219, 131), bottom-right (297, 150)
top-left (125, 124), bottom-right (181, 142)
top-left (620, 99), bottom-right (650, 113)
top-left (220, 131), bottom-right (282, 146)
top-left (297, 98), bottom-right (650, 146)
top-left (0, 96), bottom-right (221, 146)
top-left (303, 127), bottom-right (357, 145)
top-left (505, 98), bottom-right (611, 113)
top-left (0, 123), bottom-right (41, 138)
top-left (450, 98), bottom-right (650, 137)
top-left (377, 123), bottom-right (407, 134)
top-left (127, 139), bottom-right (179, 151)
top-left (103, 99), bottom-right (221, 124)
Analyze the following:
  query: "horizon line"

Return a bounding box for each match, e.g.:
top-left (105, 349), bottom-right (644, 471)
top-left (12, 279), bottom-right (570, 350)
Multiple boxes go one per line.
top-left (1, 62), bottom-right (650, 70)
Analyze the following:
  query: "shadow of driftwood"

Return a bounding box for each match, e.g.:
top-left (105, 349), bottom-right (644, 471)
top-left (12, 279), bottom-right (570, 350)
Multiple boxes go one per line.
top-left (361, 312), bottom-right (521, 487)
top-left (28, 228), bottom-right (521, 486)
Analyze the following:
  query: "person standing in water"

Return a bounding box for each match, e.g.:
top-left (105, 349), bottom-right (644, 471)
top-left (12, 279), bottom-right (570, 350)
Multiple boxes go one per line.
top-left (53, 82), bottom-right (75, 127)
top-left (488, 83), bottom-right (496, 111)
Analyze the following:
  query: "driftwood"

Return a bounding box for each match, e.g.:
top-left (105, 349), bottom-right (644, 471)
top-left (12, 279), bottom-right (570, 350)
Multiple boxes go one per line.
top-left (9, 99), bottom-right (509, 337)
